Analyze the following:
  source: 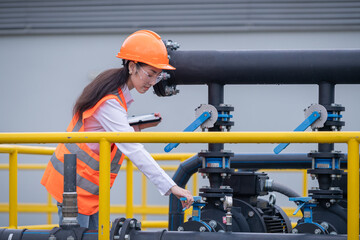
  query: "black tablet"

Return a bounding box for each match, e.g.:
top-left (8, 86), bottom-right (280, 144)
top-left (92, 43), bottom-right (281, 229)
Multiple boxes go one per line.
top-left (128, 113), bottom-right (162, 126)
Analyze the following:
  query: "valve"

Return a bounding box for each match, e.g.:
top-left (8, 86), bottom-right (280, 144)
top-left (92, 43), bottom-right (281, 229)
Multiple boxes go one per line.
top-left (274, 104), bottom-right (327, 154)
top-left (180, 196), bottom-right (205, 220)
top-left (290, 197), bottom-right (332, 234)
top-left (179, 196), bottom-right (214, 232)
top-left (290, 197), bottom-right (316, 218)
top-left (164, 104), bottom-right (218, 152)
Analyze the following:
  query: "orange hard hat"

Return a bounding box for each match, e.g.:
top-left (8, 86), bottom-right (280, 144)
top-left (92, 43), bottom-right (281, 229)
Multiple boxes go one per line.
top-left (117, 30), bottom-right (175, 70)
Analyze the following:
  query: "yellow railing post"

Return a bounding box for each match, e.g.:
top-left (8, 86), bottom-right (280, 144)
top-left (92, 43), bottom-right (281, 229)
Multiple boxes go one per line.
top-left (141, 174), bottom-right (147, 222)
top-left (193, 173), bottom-right (198, 196)
top-left (347, 139), bottom-right (359, 240)
top-left (302, 170), bottom-right (308, 197)
top-left (47, 193), bottom-right (52, 225)
top-left (126, 159), bottom-right (134, 218)
top-left (9, 150), bottom-right (18, 229)
top-left (98, 139), bottom-right (111, 240)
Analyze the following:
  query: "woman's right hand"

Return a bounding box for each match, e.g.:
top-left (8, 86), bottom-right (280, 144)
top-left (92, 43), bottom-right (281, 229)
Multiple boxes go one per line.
top-left (170, 185), bottom-right (194, 209)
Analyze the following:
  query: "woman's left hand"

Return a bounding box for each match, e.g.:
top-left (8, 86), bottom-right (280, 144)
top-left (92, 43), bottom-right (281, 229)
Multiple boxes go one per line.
top-left (170, 185), bottom-right (194, 209)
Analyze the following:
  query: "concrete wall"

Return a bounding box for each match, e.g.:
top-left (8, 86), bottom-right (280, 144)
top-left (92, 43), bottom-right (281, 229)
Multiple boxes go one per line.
top-left (0, 31), bottom-right (359, 226)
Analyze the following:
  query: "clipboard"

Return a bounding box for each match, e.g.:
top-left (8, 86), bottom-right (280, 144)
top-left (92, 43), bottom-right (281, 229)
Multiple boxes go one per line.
top-left (128, 113), bottom-right (161, 126)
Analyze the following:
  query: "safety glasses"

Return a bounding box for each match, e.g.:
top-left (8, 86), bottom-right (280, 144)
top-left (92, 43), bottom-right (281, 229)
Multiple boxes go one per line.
top-left (138, 64), bottom-right (164, 84)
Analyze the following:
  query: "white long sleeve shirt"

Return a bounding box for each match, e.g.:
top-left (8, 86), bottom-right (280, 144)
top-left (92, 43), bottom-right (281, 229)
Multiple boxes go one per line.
top-left (84, 85), bottom-right (176, 196)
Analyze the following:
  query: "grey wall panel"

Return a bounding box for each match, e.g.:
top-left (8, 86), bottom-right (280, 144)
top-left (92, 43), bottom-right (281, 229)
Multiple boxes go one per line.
top-left (0, 0), bottom-right (360, 35)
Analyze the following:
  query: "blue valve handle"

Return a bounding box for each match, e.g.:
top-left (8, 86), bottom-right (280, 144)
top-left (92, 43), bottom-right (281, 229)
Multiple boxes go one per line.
top-left (289, 197), bottom-right (317, 224)
top-left (180, 197), bottom-right (204, 222)
top-left (180, 196), bottom-right (203, 212)
top-left (289, 197), bottom-right (313, 215)
top-left (164, 111), bottom-right (211, 152)
top-left (180, 196), bottom-right (202, 202)
top-left (274, 111), bottom-right (320, 154)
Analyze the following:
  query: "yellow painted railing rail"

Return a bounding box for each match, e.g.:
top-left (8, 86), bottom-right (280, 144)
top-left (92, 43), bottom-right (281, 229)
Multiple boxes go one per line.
top-left (0, 131), bottom-right (358, 144)
top-left (0, 131), bottom-right (359, 240)
top-left (0, 145), bottom-right (55, 154)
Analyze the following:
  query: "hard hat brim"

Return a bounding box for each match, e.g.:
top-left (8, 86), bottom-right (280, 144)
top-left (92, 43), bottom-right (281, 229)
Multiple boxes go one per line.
top-left (147, 62), bottom-right (176, 70)
top-left (117, 54), bottom-right (176, 70)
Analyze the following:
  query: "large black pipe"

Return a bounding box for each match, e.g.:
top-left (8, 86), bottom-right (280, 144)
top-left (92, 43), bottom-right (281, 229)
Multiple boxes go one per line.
top-left (0, 228), bottom-right (352, 240)
top-left (168, 50), bottom-right (360, 85)
top-left (131, 229), bottom-right (349, 240)
top-left (0, 229), bottom-right (96, 240)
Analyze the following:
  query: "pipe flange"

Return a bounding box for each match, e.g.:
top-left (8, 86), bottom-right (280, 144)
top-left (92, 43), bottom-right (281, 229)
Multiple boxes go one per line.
top-left (217, 104), bottom-right (234, 112)
top-left (324, 104), bottom-right (345, 112)
top-left (198, 151), bottom-right (234, 158)
top-left (308, 152), bottom-right (344, 159)
top-left (116, 218), bottom-right (140, 240)
top-left (308, 189), bottom-right (343, 200)
top-left (110, 217), bottom-right (126, 240)
top-left (199, 168), bottom-right (234, 174)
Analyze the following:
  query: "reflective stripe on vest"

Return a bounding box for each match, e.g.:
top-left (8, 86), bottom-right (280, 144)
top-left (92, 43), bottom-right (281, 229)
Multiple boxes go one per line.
top-left (50, 153), bottom-right (99, 195)
top-left (51, 143), bottom-right (122, 173)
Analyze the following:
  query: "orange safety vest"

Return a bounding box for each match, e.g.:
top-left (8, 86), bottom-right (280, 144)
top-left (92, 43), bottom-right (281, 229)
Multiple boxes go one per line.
top-left (41, 88), bottom-right (127, 215)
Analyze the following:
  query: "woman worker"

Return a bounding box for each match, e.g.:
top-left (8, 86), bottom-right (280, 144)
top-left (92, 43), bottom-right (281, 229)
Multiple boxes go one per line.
top-left (41, 30), bottom-right (194, 229)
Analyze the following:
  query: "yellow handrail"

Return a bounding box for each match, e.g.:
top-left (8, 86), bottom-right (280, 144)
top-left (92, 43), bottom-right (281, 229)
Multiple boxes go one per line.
top-left (0, 131), bottom-right (358, 144)
top-left (0, 145), bottom-right (55, 154)
top-left (0, 131), bottom-right (358, 240)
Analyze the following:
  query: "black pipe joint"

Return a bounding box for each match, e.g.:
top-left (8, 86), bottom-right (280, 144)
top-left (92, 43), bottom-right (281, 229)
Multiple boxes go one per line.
top-left (214, 104), bottom-right (234, 131)
top-left (323, 104), bottom-right (345, 131)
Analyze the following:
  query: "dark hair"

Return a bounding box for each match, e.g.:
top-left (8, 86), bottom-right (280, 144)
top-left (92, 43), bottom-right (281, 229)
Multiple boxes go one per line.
top-left (73, 61), bottom-right (130, 117)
